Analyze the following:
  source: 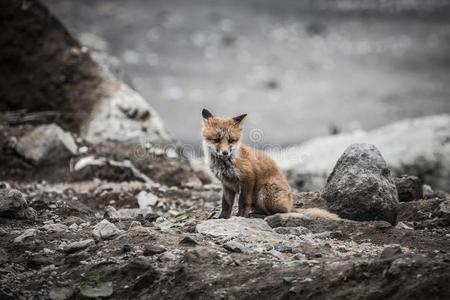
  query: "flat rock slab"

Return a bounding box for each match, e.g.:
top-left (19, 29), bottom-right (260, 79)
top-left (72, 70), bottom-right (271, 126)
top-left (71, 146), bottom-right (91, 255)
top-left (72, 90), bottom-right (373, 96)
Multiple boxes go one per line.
top-left (196, 217), bottom-right (281, 243)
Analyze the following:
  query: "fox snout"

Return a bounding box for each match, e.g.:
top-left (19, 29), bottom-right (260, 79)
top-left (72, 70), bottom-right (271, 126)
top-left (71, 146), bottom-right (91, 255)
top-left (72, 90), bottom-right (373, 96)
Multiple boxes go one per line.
top-left (216, 142), bottom-right (232, 157)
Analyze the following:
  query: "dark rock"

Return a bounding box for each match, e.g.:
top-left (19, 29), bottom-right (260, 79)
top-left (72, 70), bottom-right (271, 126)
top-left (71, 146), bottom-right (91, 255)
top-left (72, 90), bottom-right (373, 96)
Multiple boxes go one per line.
top-left (144, 213), bottom-right (159, 223)
top-left (65, 251), bottom-right (89, 265)
top-left (179, 236), bottom-right (198, 247)
top-left (143, 245), bottom-right (166, 256)
top-left (393, 175), bottom-right (423, 202)
top-left (380, 245), bottom-right (403, 259)
top-left (0, 188), bottom-right (29, 219)
top-left (436, 200), bottom-right (450, 226)
top-left (323, 143), bottom-right (399, 225)
top-left (122, 244), bottom-right (134, 253)
top-left (27, 255), bottom-right (53, 269)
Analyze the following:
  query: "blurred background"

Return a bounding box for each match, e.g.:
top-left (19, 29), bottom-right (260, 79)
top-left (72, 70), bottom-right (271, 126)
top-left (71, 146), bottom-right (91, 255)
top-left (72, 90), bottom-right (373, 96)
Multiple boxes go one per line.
top-left (43, 0), bottom-right (450, 147)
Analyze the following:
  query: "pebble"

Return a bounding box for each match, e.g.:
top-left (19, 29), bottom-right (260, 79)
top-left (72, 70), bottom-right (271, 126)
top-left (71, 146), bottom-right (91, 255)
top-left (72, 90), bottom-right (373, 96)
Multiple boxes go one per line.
top-left (143, 245), bottom-right (166, 256)
top-left (223, 241), bottom-right (249, 253)
top-left (92, 219), bottom-right (122, 240)
top-left (42, 223), bottom-right (68, 233)
top-left (14, 229), bottom-right (38, 243)
top-left (64, 239), bottom-right (95, 253)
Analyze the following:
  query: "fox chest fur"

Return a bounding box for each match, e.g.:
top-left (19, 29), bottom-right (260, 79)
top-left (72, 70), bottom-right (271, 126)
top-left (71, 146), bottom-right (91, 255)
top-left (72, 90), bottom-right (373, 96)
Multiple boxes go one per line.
top-left (208, 154), bottom-right (241, 193)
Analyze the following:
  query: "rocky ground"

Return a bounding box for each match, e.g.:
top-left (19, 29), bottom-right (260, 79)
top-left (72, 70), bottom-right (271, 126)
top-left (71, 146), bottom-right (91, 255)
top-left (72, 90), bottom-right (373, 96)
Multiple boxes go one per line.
top-left (1, 166), bottom-right (449, 299)
top-left (1, 1), bottom-right (449, 299)
top-left (0, 119), bottom-right (449, 299)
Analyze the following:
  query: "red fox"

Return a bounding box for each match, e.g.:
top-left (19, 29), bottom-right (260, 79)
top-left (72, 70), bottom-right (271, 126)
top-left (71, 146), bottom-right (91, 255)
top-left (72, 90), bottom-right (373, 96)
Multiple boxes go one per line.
top-left (201, 109), bottom-right (339, 220)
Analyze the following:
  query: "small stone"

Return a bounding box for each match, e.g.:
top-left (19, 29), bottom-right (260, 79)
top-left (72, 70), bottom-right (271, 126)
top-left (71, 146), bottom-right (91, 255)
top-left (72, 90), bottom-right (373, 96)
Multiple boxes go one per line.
top-left (0, 188), bottom-right (30, 219)
top-left (137, 191), bottom-right (158, 208)
top-left (68, 223), bottom-right (79, 231)
top-left (268, 249), bottom-right (285, 260)
top-left (179, 236), bottom-right (198, 247)
top-left (393, 175), bottom-right (423, 202)
top-left (104, 206), bottom-right (120, 220)
top-left (143, 245), bottom-right (166, 256)
top-left (64, 239), bottom-right (95, 253)
top-left (388, 258), bottom-right (409, 276)
top-left (422, 184), bottom-right (435, 199)
top-left (122, 244), bottom-right (134, 253)
top-left (128, 221), bottom-right (142, 229)
top-left (159, 251), bottom-right (177, 261)
top-left (274, 226), bottom-right (311, 236)
top-left (14, 229), bottom-right (37, 243)
top-left (49, 285), bottom-right (75, 300)
top-left (223, 241), bottom-right (248, 253)
top-left (380, 245), bottom-right (403, 259)
top-left (92, 219), bottom-right (122, 240)
top-left (42, 223), bottom-right (68, 233)
top-left (374, 221), bottom-right (392, 230)
top-left (79, 281), bottom-right (113, 298)
top-left (283, 277), bottom-right (296, 284)
top-left (63, 216), bottom-right (85, 225)
top-left (144, 213), bottom-right (159, 223)
top-left (274, 243), bottom-right (293, 253)
top-left (395, 222), bottom-right (413, 230)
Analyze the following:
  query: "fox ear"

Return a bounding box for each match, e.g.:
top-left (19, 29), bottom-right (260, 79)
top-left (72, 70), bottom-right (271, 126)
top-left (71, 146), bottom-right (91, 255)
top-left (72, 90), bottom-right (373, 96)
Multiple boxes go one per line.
top-left (202, 108), bottom-right (213, 120)
top-left (233, 113), bottom-right (247, 125)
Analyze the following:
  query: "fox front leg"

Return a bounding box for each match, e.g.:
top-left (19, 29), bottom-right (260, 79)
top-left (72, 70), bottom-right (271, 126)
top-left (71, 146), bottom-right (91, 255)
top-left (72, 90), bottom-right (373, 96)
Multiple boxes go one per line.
top-left (218, 187), bottom-right (236, 219)
top-left (237, 184), bottom-right (253, 217)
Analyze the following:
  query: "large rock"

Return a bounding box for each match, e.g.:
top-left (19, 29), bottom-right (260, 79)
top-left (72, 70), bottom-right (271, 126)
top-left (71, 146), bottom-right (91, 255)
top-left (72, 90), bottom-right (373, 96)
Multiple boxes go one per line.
top-left (15, 124), bottom-right (77, 165)
top-left (323, 143), bottom-right (399, 225)
top-left (274, 115), bottom-right (450, 192)
top-left (0, 0), bottom-right (170, 145)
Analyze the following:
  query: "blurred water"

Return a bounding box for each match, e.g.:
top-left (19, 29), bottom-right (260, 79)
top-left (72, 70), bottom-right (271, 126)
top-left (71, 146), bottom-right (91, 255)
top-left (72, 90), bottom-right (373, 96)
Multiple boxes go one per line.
top-left (44, 0), bottom-right (450, 147)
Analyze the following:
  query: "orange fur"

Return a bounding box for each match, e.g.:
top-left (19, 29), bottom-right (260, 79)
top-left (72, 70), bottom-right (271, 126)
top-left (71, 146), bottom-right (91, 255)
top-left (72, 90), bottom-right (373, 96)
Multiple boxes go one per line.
top-left (201, 109), bottom-right (338, 220)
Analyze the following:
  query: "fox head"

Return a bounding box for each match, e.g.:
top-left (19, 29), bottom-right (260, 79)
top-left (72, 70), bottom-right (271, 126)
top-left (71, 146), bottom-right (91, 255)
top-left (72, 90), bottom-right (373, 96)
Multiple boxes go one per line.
top-left (201, 108), bottom-right (247, 159)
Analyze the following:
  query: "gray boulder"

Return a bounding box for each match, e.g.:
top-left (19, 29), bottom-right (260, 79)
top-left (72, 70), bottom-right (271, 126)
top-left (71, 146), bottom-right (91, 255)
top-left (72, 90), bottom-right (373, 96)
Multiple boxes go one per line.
top-left (15, 124), bottom-right (77, 165)
top-left (323, 143), bottom-right (399, 225)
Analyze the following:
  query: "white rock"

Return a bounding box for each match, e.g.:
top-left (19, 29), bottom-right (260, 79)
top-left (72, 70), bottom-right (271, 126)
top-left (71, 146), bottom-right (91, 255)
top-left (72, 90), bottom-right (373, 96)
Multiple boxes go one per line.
top-left (137, 191), bottom-right (158, 208)
top-left (15, 124), bottom-right (77, 165)
top-left (14, 229), bottom-right (38, 243)
top-left (92, 219), bottom-right (122, 240)
top-left (395, 222), bottom-right (414, 230)
top-left (64, 239), bottom-right (95, 252)
top-left (42, 223), bottom-right (68, 233)
top-left (82, 80), bottom-right (171, 144)
top-left (68, 223), bottom-right (79, 231)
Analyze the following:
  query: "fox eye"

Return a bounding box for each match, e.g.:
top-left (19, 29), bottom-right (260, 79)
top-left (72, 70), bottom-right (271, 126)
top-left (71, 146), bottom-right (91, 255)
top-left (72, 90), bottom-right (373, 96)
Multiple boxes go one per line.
top-left (229, 139), bottom-right (237, 143)
top-left (210, 137), bottom-right (220, 143)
